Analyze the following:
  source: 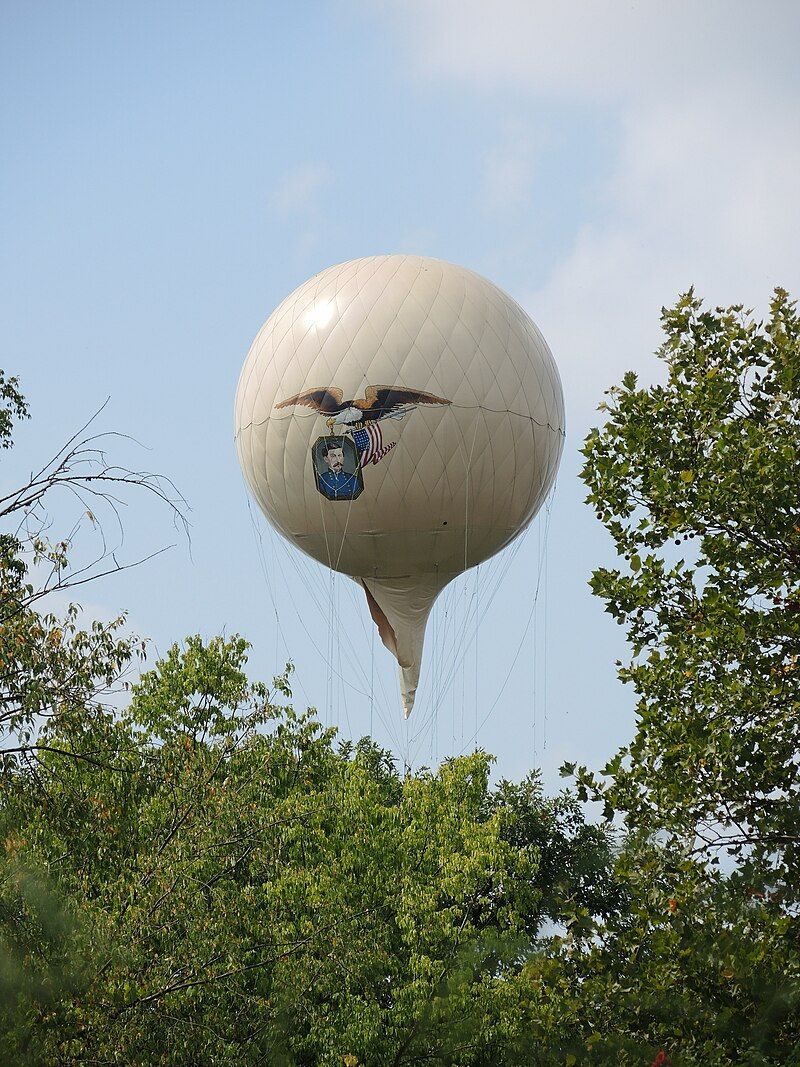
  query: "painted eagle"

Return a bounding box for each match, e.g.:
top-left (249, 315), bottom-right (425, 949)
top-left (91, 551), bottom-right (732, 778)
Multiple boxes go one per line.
top-left (275, 385), bottom-right (451, 427)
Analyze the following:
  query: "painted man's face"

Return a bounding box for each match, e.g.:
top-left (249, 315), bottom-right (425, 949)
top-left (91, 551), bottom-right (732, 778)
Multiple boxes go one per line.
top-left (324, 447), bottom-right (344, 474)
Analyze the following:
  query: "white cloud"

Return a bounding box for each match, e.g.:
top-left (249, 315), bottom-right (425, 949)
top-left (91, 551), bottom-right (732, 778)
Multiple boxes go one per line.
top-left (270, 162), bottom-right (331, 215)
top-left (371, 0), bottom-right (800, 432)
top-left (357, 0), bottom-right (799, 774)
top-left (378, 0), bottom-right (798, 103)
top-left (529, 85), bottom-right (800, 434)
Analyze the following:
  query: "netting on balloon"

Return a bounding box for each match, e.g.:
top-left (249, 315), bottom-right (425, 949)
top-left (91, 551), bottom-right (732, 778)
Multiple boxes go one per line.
top-left (236, 255), bottom-right (565, 768)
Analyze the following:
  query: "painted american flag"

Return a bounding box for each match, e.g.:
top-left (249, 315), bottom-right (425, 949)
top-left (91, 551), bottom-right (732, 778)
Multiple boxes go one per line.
top-left (352, 423), bottom-right (396, 467)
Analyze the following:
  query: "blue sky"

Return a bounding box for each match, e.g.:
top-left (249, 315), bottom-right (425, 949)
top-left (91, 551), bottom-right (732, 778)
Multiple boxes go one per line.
top-left (3, 1), bottom-right (799, 783)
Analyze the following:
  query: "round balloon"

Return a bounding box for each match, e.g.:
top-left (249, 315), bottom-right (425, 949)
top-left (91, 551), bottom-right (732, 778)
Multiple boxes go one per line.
top-left (235, 255), bottom-right (565, 716)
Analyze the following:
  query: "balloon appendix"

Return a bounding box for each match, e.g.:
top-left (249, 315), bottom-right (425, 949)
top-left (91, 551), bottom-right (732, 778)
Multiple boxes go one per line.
top-left (235, 255), bottom-right (564, 717)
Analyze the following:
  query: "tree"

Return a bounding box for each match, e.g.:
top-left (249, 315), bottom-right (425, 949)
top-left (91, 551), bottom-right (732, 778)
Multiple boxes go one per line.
top-left (550, 290), bottom-right (800, 1064)
top-left (0, 371), bottom-right (185, 769)
top-left (578, 288), bottom-right (800, 896)
top-left (0, 371), bottom-right (185, 1060)
top-left (2, 635), bottom-right (618, 1066)
top-left (0, 372), bottom-right (619, 1065)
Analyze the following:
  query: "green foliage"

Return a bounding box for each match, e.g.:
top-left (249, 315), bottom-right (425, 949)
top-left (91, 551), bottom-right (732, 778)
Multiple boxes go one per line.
top-left (517, 838), bottom-right (800, 1066)
top-left (0, 587), bottom-right (140, 756)
top-left (0, 371), bottom-right (181, 767)
top-left (0, 501), bottom-right (142, 767)
top-left (0, 860), bottom-right (95, 1066)
top-left (0, 634), bottom-right (618, 1064)
top-left (489, 774), bottom-right (625, 934)
top-left (8, 311), bottom-right (800, 1067)
top-left (555, 290), bottom-right (800, 1064)
top-left (580, 289), bottom-right (800, 895)
top-left (128, 632), bottom-right (273, 741)
top-left (0, 370), bottom-right (28, 449)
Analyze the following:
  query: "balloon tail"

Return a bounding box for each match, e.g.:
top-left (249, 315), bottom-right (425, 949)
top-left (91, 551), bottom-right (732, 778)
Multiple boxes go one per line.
top-left (361, 581), bottom-right (399, 658)
top-left (357, 575), bottom-right (446, 718)
top-left (400, 665), bottom-right (417, 719)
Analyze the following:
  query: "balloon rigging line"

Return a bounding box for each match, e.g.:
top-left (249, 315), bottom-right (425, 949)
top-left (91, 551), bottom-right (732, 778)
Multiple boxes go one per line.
top-left (406, 521), bottom-right (530, 758)
top-left (336, 580), bottom-right (353, 737)
top-left (282, 540), bottom-right (402, 751)
top-left (408, 509), bottom-right (543, 766)
top-left (455, 486), bottom-right (555, 758)
top-left (408, 409), bottom-right (484, 767)
top-left (272, 531), bottom-right (280, 676)
top-left (326, 570), bottom-right (334, 725)
top-left (474, 565), bottom-right (480, 747)
top-left (434, 564), bottom-right (440, 765)
top-left (260, 479), bottom-right (399, 747)
top-left (406, 527), bottom-right (530, 767)
top-left (338, 574), bottom-right (404, 752)
top-left (332, 463), bottom-right (361, 574)
top-left (533, 517), bottom-right (540, 759)
top-left (407, 567), bottom-right (482, 761)
top-left (316, 475), bottom-right (334, 574)
top-left (449, 602), bottom-right (457, 752)
top-left (266, 528), bottom-right (375, 702)
top-left (462, 415), bottom-right (482, 574)
top-left (537, 425), bottom-right (559, 755)
top-left (341, 576), bottom-right (401, 725)
top-left (407, 578), bottom-right (480, 766)
top-left (460, 578), bottom-right (467, 747)
top-left (406, 554), bottom-right (505, 757)
top-left (315, 455), bottom-right (364, 728)
top-left (543, 506), bottom-right (549, 752)
top-left (247, 493), bottom-right (300, 688)
top-left (251, 421), bottom-right (556, 767)
top-left (370, 624), bottom-right (375, 738)
top-left (281, 540), bottom-right (341, 623)
top-left (245, 494), bottom-right (313, 710)
top-left (532, 491), bottom-right (551, 758)
top-left (343, 576), bottom-right (404, 752)
top-left (269, 519), bottom-right (331, 623)
top-left (332, 573), bottom-right (404, 753)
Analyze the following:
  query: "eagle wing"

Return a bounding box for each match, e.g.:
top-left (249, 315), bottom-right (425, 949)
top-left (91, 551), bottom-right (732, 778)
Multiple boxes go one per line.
top-left (357, 386), bottom-right (451, 413)
top-left (275, 387), bottom-right (344, 413)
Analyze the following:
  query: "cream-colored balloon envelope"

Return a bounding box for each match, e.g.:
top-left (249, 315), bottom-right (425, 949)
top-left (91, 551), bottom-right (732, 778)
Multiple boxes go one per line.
top-left (235, 255), bottom-right (565, 716)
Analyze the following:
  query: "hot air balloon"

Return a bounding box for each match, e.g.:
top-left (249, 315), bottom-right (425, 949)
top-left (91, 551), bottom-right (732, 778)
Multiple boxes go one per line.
top-left (235, 255), bottom-right (564, 717)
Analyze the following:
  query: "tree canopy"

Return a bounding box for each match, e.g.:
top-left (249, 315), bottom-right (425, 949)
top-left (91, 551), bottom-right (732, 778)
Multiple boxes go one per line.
top-left (560, 289), bottom-right (800, 1063)
top-left (578, 289), bottom-right (800, 892)
top-left (1, 635), bottom-right (618, 1065)
top-left (2, 289), bottom-right (800, 1064)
